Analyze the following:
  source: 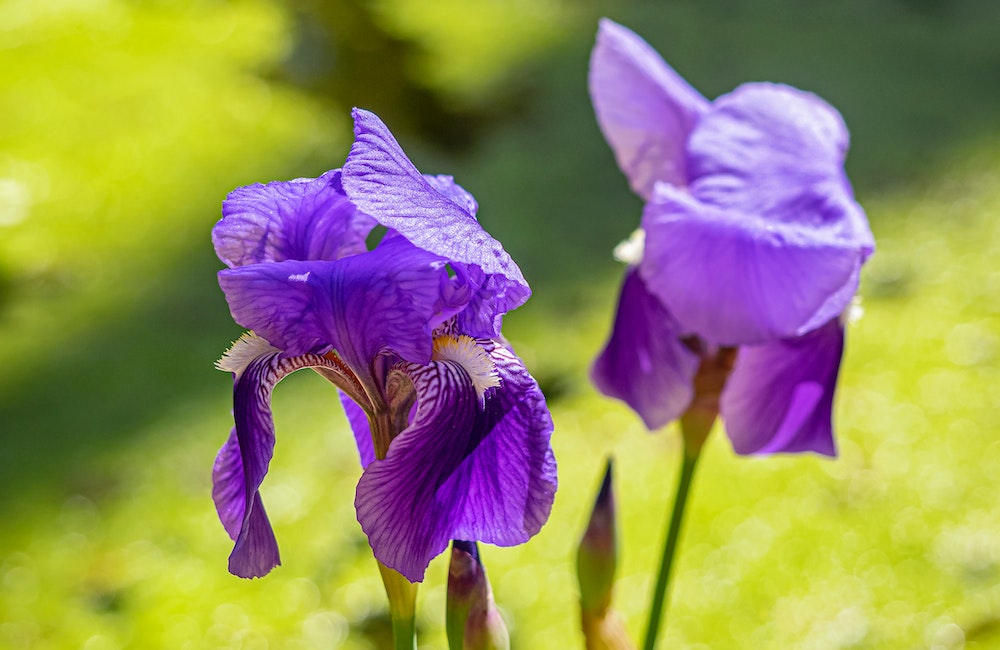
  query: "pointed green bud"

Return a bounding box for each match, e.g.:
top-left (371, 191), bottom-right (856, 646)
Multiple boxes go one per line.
top-left (446, 540), bottom-right (510, 650)
top-left (577, 460), bottom-right (636, 650)
top-left (577, 459), bottom-right (617, 615)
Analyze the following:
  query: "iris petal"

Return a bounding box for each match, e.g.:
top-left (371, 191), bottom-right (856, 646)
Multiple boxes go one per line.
top-left (588, 18), bottom-right (709, 197)
top-left (720, 318), bottom-right (844, 456)
top-left (448, 340), bottom-right (557, 545)
top-left (214, 347), bottom-right (353, 578)
top-left (338, 391), bottom-right (376, 469)
top-left (687, 83), bottom-right (874, 254)
top-left (355, 339), bottom-right (555, 582)
top-left (592, 269), bottom-right (700, 429)
top-left (213, 170), bottom-right (375, 268)
top-left (641, 184), bottom-right (864, 345)
top-left (219, 237), bottom-right (455, 388)
top-left (342, 108), bottom-right (530, 337)
top-left (355, 359), bottom-right (479, 582)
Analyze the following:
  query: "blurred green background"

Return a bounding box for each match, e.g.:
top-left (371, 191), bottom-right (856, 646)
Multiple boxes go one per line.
top-left (2, 0), bottom-right (1000, 647)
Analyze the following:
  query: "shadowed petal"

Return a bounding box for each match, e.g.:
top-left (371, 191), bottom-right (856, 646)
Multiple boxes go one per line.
top-left (342, 108), bottom-right (530, 337)
top-left (214, 347), bottom-right (350, 578)
top-left (589, 18), bottom-right (709, 197)
top-left (720, 318), bottom-right (844, 456)
top-left (218, 237), bottom-right (455, 380)
top-left (339, 391), bottom-right (376, 469)
top-left (356, 340), bottom-right (556, 582)
top-left (214, 170), bottom-right (375, 268)
top-left (591, 269), bottom-right (700, 429)
top-left (641, 184), bottom-right (864, 345)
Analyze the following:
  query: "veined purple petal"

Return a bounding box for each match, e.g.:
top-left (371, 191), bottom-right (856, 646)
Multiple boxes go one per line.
top-left (641, 183), bottom-right (865, 345)
top-left (589, 18), bottom-right (710, 198)
top-left (342, 108), bottom-right (530, 337)
top-left (447, 340), bottom-right (557, 545)
top-left (720, 318), bottom-right (844, 456)
top-left (356, 359), bottom-right (479, 582)
top-left (591, 269), bottom-right (700, 429)
top-left (214, 347), bottom-right (350, 578)
top-left (356, 340), bottom-right (556, 582)
top-left (212, 428), bottom-right (253, 541)
top-left (687, 83), bottom-right (874, 255)
top-left (218, 237), bottom-right (456, 383)
top-left (214, 170), bottom-right (375, 268)
top-left (424, 174), bottom-right (479, 217)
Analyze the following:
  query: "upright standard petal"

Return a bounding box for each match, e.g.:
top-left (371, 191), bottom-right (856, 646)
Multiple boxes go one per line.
top-left (589, 18), bottom-right (709, 197)
top-left (214, 344), bottom-right (352, 578)
top-left (218, 237), bottom-right (456, 379)
top-left (641, 184), bottom-right (864, 345)
top-left (719, 318), bottom-right (845, 456)
top-left (686, 83), bottom-right (874, 255)
top-left (591, 269), bottom-right (700, 429)
top-left (213, 170), bottom-right (375, 268)
top-left (342, 108), bottom-right (530, 337)
top-left (356, 339), bottom-right (556, 582)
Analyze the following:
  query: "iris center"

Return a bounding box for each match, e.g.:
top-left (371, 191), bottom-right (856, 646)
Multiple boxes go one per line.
top-left (431, 335), bottom-right (501, 400)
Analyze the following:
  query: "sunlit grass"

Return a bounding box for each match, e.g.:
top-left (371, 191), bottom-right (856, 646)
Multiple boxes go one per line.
top-left (3, 151), bottom-right (1000, 647)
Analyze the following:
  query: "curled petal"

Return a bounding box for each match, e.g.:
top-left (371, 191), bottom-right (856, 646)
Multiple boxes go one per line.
top-left (356, 340), bottom-right (556, 582)
top-left (213, 346), bottom-right (352, 578)
top-left (213, 170), bottom-right (375, 268)
top-left (218, 236), bottom-right (455, 384)
top-left (589, 18), bottom-right (709, 197)
top-left (342, 108), bottom-right (530, 337)
top-left (641, 184), bottom-right (865, 345)
top-left (720, 318), bottom-right (845, 456)
top-left (591, 269), bottom-right (699, 429)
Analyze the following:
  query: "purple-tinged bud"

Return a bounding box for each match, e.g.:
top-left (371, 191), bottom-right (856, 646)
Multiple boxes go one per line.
top-left (578, 460), bottom-right (617, 614)
top-left (446, 540), bottom-right (510, 650)
top-left (577, 460), bottom-right (635, 650)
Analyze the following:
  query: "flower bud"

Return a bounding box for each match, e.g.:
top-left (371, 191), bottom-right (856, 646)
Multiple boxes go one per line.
top-left (446, 540), bottom-right (510, 650)
top-left (577, 460), bottom-right (617, 614)
top-left (577, 460), bottom-right (635, 650)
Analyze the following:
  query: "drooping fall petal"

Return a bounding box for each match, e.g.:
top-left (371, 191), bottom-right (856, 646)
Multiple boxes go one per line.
top-left (720, 318), bottom-right (844, 456)
top-left (592, 269), bottom-right (700, 429)
top-left (356, 340), bottom-right (556, 582)
top-left (213, 339), bottom-right (355, 578)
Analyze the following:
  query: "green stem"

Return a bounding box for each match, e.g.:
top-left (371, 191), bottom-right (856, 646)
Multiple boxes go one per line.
top-left (641, 441), bottom-right (701, 650)
top-left (391, 616), bottom-right (417, 650)
top-left (377, 561), bottom-right (418, 650)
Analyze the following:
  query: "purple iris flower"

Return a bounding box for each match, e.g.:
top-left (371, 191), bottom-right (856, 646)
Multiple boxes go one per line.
top-left (211, 109), bottom-right (557, 582)
top-left (589, 19), bottom-right (875, 455)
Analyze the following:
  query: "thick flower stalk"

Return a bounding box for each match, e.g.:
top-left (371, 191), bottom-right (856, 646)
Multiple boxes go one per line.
top-left (211, 108), bottom-right (557, 586)
top-left (589, 18), bottom-right (875, 455)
